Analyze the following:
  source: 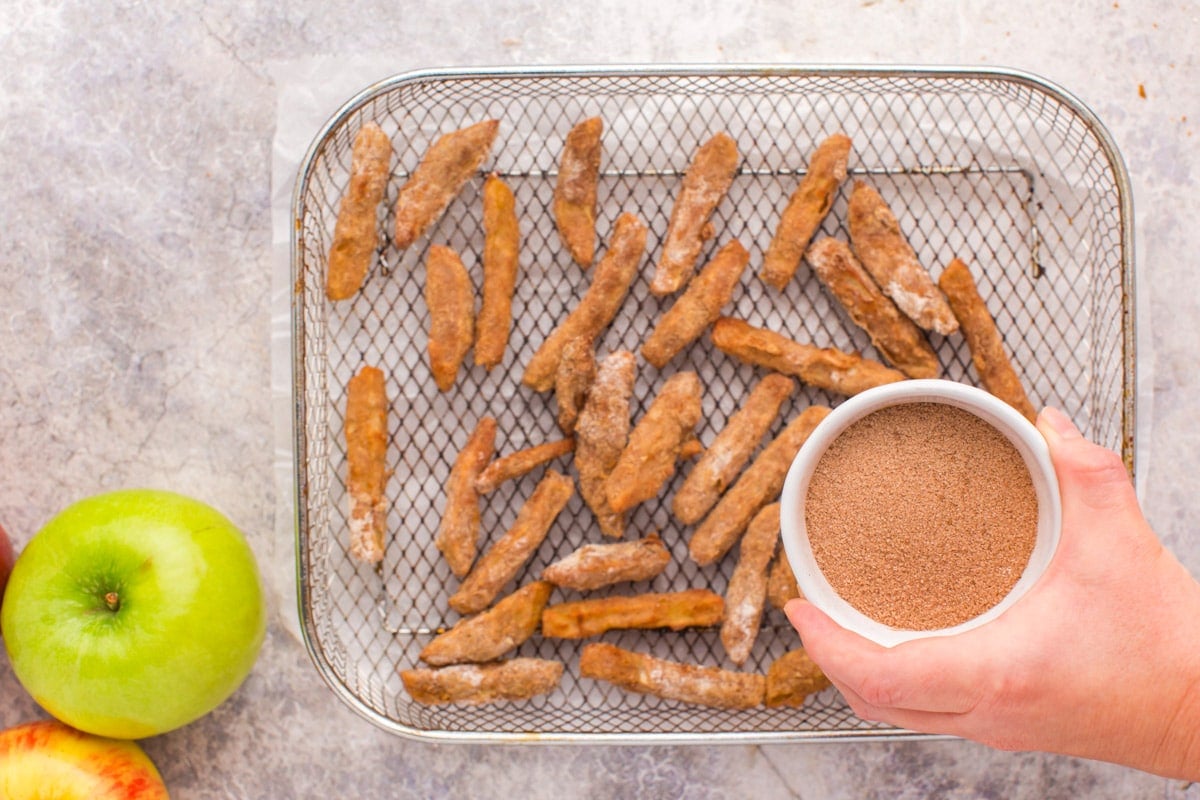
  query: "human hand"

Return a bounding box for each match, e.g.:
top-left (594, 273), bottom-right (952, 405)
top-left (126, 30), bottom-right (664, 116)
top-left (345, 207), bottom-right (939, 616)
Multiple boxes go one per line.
top-left (786, 407), bottom-right (1200, 779)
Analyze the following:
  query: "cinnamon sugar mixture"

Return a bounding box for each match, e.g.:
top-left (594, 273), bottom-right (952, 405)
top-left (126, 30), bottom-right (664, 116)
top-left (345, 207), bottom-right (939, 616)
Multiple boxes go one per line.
top-left (805, 402), bottom-right (1038, 630)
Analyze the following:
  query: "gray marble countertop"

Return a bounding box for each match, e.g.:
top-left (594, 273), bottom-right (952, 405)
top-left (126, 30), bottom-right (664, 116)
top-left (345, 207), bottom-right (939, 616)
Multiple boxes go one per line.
top-left (2, 2), bottom-right (1198, 797)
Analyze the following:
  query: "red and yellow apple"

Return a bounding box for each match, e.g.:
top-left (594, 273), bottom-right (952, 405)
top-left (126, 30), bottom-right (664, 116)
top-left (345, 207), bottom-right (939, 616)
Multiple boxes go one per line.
top-left (0, 719), bottom-right (169, 799)
top-left (1, 489), bottom-right (266, 738)
top-left (0, 521), bottom-right (13, 611)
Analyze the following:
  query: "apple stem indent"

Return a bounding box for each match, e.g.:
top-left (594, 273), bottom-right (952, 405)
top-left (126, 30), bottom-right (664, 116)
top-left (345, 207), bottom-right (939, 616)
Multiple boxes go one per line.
top-left (105, 591), bottom-right (120, 612)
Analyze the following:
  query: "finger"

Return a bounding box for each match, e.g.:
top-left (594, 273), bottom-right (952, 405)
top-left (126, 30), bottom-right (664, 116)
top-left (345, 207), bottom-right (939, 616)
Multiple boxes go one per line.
top-left (785, 599), bottom-right (987, 714)
top-left (830, 679), bottom-right (976, 738)
top-left (1037, 407), bottom-right (1139, 520)
top-left (1036, 407), bottom-right (1153, 558)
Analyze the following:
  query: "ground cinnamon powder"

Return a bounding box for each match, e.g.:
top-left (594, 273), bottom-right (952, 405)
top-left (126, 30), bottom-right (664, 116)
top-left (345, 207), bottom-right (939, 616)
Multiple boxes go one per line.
top-left (805, 401), bottom-right (1038, 630)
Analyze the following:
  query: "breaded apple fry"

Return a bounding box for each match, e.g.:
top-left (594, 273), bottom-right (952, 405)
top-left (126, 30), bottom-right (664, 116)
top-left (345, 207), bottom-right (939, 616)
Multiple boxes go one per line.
top-left (938, 257), bottom-right (1037, 422)
top-left (554, 337), bottom-right (596, 434)
top-left (711, 317), bottom-right (905, 396)
top-left (765, 649), bottom-right (831, 707)
top-left (672, 373), bottom-right (794, 526)
top-left (541, 533), bottom-right (670, 591)
top-left (344, 365), bottom-right (388, 563)
top-left (605, 371), bottom-right (703, 514)
top-left (326, 123), bottom-right (393, 301)
top-left (554, 116), bottom-right (603, 267)
top-left (580, 643), bottom-right (765, 709)
top-left (574, 350), bottom-right (636, 538)
top-left (435, 416), bottom-right (496, 578)
top-left (475, 173), bottom-right (520, 370)
top-left (419, 581), bottom-right (553, 667)
top-left (541, 589), bottom-right (724, 639)
top-left (642, 239), bottom-right (749, 368)
top-left (806, 237), bottom-right (938, 379)
top-left (393, 119), bottom-right (499, 249)
top-left (761, 133), bottom-right (852, 290)
top-left (448, 470), bottom-right (574, 615)
top-left (652, 132), bottom-right (740, 296)
top-left (721, 502), bottom-right (780, 665)
top-left (474, 437), bottom-right (575, 495)
top-left (847, 180), bottom-right (958, 335)
top-left (767, 550), bottom-right (802, 611)
top-left (689, 405), bottom-right (830, 566)
top-left (424, 244), bottom-right (475, 392)
top-left (401, 658), bottom-right (563, 705)
top-left (521, 212), bottom-right (647, 391)
top-left (677, 435), bottom-right (704, 461)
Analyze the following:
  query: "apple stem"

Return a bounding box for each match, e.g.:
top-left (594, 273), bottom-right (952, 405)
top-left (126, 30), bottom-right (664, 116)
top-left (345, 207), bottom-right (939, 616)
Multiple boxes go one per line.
top-left (104, 591), bottom-right (120, 612)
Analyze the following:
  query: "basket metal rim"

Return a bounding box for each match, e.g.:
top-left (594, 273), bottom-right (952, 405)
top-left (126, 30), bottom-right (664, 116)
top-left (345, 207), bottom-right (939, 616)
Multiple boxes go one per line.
top-left (290, 63), bottom-right (1136, 744)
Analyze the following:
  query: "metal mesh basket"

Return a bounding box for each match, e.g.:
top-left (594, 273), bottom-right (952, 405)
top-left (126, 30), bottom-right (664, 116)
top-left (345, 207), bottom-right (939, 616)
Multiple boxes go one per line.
top-left (291, 66), bottom-right (1134, 742)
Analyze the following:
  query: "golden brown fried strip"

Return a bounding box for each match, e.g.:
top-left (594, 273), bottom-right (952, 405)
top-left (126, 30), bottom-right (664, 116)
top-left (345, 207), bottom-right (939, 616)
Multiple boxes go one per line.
top-left (767, 550), bottom-right (803, 611)
top-left (580, 643), bottom-right (765, 709)
top-left (521, 213), bottom-right (647, 391)
top-left (554, 116), bottom-right (603, 267)
top-left (689, 405), bottom-right (830, 566)
top-left (847, 180), bottom-right (958, 335)
top-left (449, 471), bottom-right (575, 615)
top-left (721, 502), bottom-right (780, 665)
top-left (326, 123), bottom-right (393, 301)
top-left (652, 132), bottom-right (740, 296)
top-left (938, 257), bottom-right (1037, 422)
top-left (678, 434), bottom-right (704, 461)
top-left (605, 371), bottom-right (704, 514)
top-left (711, 317), bottom-right (906, 396)
top-left (393, 119), bottom-right (500, 249)
top-left (475, 173), bottom-right (520, 370)
top-left (474, 437), bottom-right (575, 495)
top-left (806, 237), bottom-right (938, 379)
top-left (761, 133), bottom-right (852, 290)
top-left (672, 373), bottom-right (794, 525)
top-left (345, 365), bottom-right (388, 563)
top-left (542, 589), bottom-right (724, 639)
top-left (424, 245), bottom-right (475, 392)
top-left (541, 533), bottom-right (671, 591)
top-left (575, 350), bottom-right (637, 538)
top-left (765, 649), bottom-right (831, 707)
top-left (435, 416), bottom-right (497, 578)
top-left (642, 239), bottom-right (750, 368)
top-left (554, 337), bottom-right (597, 434)
top-left (419, 581), bottom-right (553, 667)
top-left (401, 658), bottom-right (563, 705)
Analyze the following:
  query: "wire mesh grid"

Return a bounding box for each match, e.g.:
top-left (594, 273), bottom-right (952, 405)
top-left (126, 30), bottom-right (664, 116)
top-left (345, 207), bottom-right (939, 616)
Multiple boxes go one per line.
top-left (292, 67), bottom-right (1134, 742)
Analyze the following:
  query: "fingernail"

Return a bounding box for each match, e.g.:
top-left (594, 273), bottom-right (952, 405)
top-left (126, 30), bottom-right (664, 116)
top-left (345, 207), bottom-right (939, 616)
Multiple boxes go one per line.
top-left (784, 598), bottom-right (808, 613)
top-left (1038, 406), bottom-right (1081, 441)
top-left (783, 598), bottom-right (805, 623)
top-left (783, 598), bottom-right (815, 631)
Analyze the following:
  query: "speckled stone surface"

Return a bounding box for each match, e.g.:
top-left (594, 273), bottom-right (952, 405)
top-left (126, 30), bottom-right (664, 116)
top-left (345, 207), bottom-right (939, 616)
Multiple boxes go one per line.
top-left (2, 2), bottom-right (1198, 797)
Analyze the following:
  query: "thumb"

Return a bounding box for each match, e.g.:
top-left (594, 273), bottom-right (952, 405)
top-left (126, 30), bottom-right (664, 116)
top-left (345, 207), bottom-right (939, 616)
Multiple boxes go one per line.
top-left (1036, 406), bottom-right (1140, 525)
top-left (784, 599), bottom-right (987, 715)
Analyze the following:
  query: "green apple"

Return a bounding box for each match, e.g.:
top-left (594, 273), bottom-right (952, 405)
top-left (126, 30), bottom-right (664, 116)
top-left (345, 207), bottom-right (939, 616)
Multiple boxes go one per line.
top-left (0, 719), bottom-right (169, 799)
top-left (1, 489), bottom-right (266, 739)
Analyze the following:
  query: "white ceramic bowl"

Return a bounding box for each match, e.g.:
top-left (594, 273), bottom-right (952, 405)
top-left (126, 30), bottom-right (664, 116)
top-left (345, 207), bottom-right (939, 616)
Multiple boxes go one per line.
top-left (779, 379), bottom-right (1062, 648)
